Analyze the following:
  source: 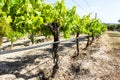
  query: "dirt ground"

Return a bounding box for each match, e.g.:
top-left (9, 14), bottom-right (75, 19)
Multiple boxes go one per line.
top-left (0, 31), bottom-right (120, 80)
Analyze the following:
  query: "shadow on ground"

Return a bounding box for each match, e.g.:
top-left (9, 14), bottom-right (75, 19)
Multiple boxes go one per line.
top-left (0, 52), bottom-right (51, 79)
top-left (0, 37), bottom-right (87, 79)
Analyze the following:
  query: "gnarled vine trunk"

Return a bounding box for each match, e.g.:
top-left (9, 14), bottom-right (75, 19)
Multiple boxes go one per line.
top-left (90, 32), bottom-right (94, 45)
top-left (76, 32), bottom-right (80, 56)
top-left (84, 33), bottom-right (90, 50)
top-left (30, 31), bottom-right (34, 44)
top-left (0, 37), bottom-right (3, 46)
top-left (10, 40), bottom-right (13, 49)
top-left (47, 20), bottom-right (59, 78)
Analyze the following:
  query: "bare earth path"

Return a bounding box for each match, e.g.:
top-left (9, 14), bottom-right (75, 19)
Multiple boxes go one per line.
top-left (0, 31), bottom-right (120, 80)
top-left (104, 31), bottom-right (120, 80)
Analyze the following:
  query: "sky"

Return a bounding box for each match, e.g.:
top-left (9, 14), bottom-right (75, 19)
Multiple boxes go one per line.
top-left (45, 0), bottom-right (120, 24)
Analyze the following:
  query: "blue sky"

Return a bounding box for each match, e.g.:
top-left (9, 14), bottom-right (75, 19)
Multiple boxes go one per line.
top-left (45, 0), bottom-right (120, 23)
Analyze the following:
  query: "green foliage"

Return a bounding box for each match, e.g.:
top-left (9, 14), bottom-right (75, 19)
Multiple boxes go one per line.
top-left (0, 0), bottom-right (107, 46)
top-left (1, 0), bottom-right (45, 44)
top-left (62, 6), bottom-right (77, 38)
top-left (87, 18), bottom-right (107, 37)
top-left (71, 14), bottom-right (91, 36)
top-left (40, 0), bottom-right (76, 38)
top-left (0, 10), bottom-right (12, 45)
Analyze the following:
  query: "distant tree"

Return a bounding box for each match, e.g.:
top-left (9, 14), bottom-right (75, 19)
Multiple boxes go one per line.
top-left (118, 19), bottom-right (120, 22)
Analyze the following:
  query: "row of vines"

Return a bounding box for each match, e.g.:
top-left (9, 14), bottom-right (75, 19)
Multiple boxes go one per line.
top-left (0, 0), bottom-right (107, 78)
